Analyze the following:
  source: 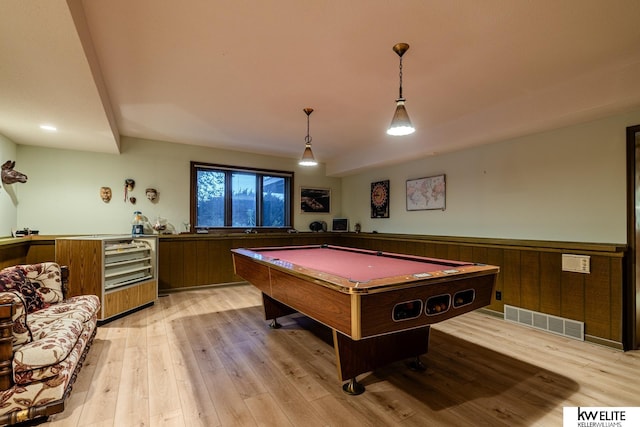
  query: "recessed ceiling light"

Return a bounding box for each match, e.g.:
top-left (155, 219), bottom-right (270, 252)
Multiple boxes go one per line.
top-left (39, 124), bottom-right (57, 131)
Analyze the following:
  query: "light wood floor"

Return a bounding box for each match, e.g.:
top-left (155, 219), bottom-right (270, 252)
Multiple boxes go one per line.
top-left (41, 284), bottom-right (639, 427)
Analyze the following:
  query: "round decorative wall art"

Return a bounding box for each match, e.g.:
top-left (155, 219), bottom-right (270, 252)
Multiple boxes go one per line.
top-left (371, 180), bottom-right (389, 218)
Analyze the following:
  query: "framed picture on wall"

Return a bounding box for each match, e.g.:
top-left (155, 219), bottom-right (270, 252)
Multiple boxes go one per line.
top-left (371, 180), bottom-right (390, 218)
top-left (300, 187), bottom-right (331, 213)
top-left (406, 174), bottom-right (446, 211)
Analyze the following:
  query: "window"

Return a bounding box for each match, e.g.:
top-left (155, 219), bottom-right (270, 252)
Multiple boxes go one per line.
top-left (191, 162), bottom-right (293, 230)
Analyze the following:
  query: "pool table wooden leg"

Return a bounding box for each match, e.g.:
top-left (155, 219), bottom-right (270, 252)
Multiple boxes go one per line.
top-left (333, 326), bottom-right (430, 393)
top-left (408, 356), bottom-right (427, 371)
top-left (262, 293), bottom-right (296, 329)
top-left (342, 377), bottom-right (365, 395)
top-left (269, 318), bottom-right (282, 329)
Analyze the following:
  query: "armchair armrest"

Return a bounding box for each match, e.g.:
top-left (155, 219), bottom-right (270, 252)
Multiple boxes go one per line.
top-left (0, 294), bottom-right (14, 390)
top-left (61, 265), bottom-right (69, 299)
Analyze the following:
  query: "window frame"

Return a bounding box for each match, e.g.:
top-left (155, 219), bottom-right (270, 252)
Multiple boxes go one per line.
top-left (190, 161), bottom-right (294, 232)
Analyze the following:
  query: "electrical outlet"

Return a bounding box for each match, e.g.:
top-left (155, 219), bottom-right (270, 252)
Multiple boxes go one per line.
top-left (495, 291), bottom-right (502, 301)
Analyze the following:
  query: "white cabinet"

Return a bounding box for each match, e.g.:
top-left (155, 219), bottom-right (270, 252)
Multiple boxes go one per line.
top-left (56, 235), bottom-right (158, 321)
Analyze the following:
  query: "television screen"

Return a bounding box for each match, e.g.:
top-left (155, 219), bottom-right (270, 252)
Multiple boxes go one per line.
top-left (332, 218), bottom-right (349, 232)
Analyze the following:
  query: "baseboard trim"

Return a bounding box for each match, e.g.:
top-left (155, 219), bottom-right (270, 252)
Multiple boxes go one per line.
top-left (159, 281), bottom-right (249, 295)
top-left (585, 334), bottom-right (624, 350)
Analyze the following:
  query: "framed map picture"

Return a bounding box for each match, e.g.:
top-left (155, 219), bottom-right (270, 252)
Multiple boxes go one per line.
top-left (371, 180), bottom-right (390, 218)
top-left (406, 174), bottom-right (446, 211)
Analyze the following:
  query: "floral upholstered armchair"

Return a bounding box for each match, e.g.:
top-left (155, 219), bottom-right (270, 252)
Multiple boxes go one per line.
top-left (0, 262), bottom-right (99, 425)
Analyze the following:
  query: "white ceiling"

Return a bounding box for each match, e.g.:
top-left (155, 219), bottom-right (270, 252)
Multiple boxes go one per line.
top-left (2, 1), bottom-right (640, 176)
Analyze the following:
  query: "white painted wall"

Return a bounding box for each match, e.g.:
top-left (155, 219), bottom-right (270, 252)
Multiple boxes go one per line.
top-left (0, 134), bottom-right (18, 237)
top-left (16, 137), bottom-right (342, 235)
top-left (9, 108), bottom-right (640, 243)
top-left (341, 109), bottom-right (640, 243)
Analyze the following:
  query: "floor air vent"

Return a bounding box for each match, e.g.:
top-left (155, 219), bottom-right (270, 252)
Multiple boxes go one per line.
top-left (504, 305), bottom-right (584, 341)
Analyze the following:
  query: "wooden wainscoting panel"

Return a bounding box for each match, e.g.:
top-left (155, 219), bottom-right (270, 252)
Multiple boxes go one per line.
top-left (422, 241), bottom-right (437, 257)
top-left (584, 256), bottom-right (612, 339)
top-left (561, 271), bottom-right (585, 322)
top-left (351, 237), bottom-right (372, 251)
top-left (471, 246), bottom-right (489, 265)
top-left (26, 240), bottom-right (55, 264)
top-left (382, 240), bottom-right (406, 256)
top-left (503, 249), bottom-right (522, 308)
top-left (487, 247), bottom-right (505, 312)
top-left (403, 240), bottom-right (422, 258)
top-left (0, 243), bottom-right (28, 270)
top-left (182, 239), bottom-right (199, 287)
top-left (520, 251), bottom-right (541, 311)
top-left (459, 245), bottom-right (474, 262)
top-left (435, 242), bottom-right (450, 260)
top-left (540, 252), bottom-right (562, 317)
top-left (610, 258), bottom-right (623, 342)
top-left (446, 244), bottom-right (461, 262)
top-left (158, 240), bottom-right (184, 290)
top-left (210, 238), bottom-right (233, 284)
top-left (202, 239), bottom-right (220, 284)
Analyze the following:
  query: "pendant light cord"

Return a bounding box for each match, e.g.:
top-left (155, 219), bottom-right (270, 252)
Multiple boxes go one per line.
top-left (305, 110), bottom-right (312, 144)
top-left (398, 56), bottom-right (404, 100)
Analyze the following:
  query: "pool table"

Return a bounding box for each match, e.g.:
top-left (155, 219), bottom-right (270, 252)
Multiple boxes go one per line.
top-left (231, 244), bottom-right (500, 394)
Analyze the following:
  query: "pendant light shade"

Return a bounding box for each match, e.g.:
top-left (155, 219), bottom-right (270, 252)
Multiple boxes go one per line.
top-left (387, 43), bottom-right (415, 136)
top-left (388, 100), bottom-right (414, 136)
top-left (299, 108), bottom-right (318, 166)
top-left (299, 143), bottom-right (316, 166)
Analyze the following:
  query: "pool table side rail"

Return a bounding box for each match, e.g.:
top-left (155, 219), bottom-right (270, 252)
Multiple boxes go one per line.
top-left (233, 252), bottom-right (353, 336)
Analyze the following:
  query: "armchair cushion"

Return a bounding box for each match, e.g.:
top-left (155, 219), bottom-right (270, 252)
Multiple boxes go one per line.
top-left (12, 317), bottom-right (82, 384)
top-left (28, 295), bottom-right (100, 333)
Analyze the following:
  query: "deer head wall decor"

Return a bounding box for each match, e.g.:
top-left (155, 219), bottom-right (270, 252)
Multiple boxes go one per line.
top-left (1, 161), bottom-right (28, 185)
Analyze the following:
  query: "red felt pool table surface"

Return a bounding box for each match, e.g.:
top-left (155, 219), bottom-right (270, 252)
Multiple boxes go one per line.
top-left (258, 245), bottom-right (473, 283)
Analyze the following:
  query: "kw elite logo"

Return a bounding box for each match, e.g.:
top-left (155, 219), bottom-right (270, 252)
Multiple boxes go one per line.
top-left (564, 407), bottom-right (639, 427)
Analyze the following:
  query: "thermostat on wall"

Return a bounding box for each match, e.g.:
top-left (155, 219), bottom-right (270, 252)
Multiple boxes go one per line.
top-left (562, 254), bottom-right (590, 274)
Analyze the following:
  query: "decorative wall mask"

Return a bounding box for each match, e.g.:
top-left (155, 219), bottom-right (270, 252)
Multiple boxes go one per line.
top-left (124, 178), bottom-right (135, 202)
top-left (1, 161), bottom-right (28, 185)
top-left (129, 196), bottom-right (137, 204)
top-left (100, 187), bottom-right (112, 203)
top-left (145, 188), bottom-right (158, 202)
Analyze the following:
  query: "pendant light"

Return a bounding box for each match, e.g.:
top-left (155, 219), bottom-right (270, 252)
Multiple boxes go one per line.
top-left (299, 108), bottom-right (318, 166)
top-left (387, 43), bottom-right (415, 136)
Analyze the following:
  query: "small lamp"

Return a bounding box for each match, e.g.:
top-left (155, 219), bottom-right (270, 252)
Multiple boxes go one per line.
top-left (387, 43), bottom-right (415, 136)
top-left (299, 108), bottom-right (318, 166)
